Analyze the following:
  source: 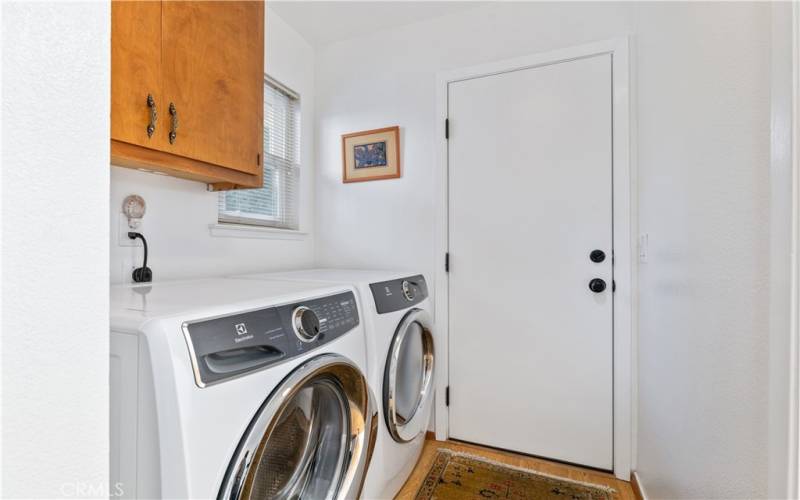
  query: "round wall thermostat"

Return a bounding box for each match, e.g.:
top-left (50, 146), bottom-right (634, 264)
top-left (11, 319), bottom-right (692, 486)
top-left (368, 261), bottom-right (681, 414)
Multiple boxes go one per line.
top-left (122, 195), bottom-right (146, 229)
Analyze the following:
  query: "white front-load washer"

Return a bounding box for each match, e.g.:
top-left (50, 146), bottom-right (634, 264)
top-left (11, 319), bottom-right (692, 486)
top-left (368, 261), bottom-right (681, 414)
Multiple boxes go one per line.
top-left (231, 270), bottom-right (435, 500)
top-left (110, 277), bottom-right (378, 499)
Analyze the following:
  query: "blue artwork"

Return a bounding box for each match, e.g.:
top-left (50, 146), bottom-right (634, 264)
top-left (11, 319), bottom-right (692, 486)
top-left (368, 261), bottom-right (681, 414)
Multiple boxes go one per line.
top-left (354, 141), bottom-right (388, 168)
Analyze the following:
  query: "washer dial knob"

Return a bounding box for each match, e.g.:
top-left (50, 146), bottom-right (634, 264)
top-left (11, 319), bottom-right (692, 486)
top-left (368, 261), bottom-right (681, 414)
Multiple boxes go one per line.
top-left (292, 306), bottom-right (321, 342)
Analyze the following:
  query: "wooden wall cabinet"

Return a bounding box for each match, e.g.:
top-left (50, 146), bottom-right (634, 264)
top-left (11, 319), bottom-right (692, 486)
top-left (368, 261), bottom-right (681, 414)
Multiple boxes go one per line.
top-left (111, 1), bottom-right (264, 190)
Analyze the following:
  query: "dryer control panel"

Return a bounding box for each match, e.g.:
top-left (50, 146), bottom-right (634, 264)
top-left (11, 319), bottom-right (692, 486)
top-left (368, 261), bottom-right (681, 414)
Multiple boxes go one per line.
top-left (183, 291), bottom-right (359, 387)
top-left (370, 275), bottom-right (428, 314)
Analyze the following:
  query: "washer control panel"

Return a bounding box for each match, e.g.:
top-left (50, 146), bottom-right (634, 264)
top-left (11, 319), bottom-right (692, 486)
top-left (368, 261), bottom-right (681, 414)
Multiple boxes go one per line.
top-left (370, 275), bottom-right (428, 314)
top-left (183, 291), bottom-right (359, 387)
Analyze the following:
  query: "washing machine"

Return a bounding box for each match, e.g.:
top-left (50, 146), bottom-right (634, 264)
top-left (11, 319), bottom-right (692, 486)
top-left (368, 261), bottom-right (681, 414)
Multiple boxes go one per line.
top-left (110, 277), bottom-right (378, 499)
top-left (231, 269), bottom-right (435, 500)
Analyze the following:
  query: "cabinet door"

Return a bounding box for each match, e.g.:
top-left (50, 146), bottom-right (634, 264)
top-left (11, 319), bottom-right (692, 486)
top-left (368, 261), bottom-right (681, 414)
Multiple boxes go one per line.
top-left (111, 1), bottom-right (167, 150)
top-left (161, 1), bottom-right (264, 176)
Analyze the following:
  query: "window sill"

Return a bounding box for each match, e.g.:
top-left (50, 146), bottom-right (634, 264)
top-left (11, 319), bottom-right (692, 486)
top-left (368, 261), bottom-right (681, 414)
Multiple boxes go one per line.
top-left (208, 223), bottom-right (308, 241)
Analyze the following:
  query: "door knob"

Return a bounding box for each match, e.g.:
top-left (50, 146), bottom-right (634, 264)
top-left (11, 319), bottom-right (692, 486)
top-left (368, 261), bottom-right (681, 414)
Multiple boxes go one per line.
top-left (590, 249), bottom-right (606, 263)
top-left (588, 278), bottom-right (606, 293)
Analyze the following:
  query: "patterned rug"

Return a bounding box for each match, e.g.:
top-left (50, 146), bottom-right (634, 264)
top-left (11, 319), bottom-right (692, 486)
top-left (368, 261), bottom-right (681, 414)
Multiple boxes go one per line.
top-left (414, 449), bottom-right (616, 500)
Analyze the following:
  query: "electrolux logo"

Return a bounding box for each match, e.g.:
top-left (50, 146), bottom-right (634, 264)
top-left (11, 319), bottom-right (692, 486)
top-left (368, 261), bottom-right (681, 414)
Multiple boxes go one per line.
top-left (234, 322), bottom-right (254, 343)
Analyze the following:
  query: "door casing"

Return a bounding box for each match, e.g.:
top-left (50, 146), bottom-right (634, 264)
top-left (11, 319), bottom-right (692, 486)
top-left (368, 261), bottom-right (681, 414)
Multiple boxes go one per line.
top-left (433, 37), bottom-right (635, 480)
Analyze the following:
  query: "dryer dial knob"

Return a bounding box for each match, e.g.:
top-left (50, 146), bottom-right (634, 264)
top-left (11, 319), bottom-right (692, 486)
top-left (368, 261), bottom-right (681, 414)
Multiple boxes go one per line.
top-left (292, 306), bottom-right (320, 342)
top-left (402, 280), bottom-right (415, 301)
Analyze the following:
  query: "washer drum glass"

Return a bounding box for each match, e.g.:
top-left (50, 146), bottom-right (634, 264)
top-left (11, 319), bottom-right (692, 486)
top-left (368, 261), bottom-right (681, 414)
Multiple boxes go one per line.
top-left (219, 355), bottom-right (377, 500)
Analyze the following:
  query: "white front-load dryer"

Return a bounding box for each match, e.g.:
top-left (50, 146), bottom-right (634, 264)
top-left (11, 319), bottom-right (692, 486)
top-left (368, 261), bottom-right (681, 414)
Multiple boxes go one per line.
top-left (231, 270), bottom-right (436, 500)
top-left (110, 277), bottom-right (377, 499)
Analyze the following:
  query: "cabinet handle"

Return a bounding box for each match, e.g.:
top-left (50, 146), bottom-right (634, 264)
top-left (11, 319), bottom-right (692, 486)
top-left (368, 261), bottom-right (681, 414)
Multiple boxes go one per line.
top-left (168, 102), bottom-right (178, 144)
top-left (146, 94), bottom-right (157, 138)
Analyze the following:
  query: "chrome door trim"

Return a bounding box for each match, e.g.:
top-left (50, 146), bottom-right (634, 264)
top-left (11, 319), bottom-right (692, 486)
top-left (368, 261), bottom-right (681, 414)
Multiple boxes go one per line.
top-left (218, 353), bottom-right (377, 500)
top-left (383, 308), bottom-right (435, 443)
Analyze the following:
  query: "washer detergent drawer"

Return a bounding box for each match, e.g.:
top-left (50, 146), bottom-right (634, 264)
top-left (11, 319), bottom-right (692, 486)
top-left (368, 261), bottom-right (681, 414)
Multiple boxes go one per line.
top-left (182, 291), bottom-right (359, 387)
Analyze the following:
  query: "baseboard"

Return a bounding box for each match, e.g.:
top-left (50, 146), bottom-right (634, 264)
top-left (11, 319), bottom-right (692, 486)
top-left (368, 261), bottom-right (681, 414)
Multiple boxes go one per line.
top-left (630, 471), bottom-right (648, 500)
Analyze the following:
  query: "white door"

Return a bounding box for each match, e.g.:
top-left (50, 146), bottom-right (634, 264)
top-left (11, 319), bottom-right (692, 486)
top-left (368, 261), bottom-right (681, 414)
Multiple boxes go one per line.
top-left (447, 54), bottom-right (613, 469)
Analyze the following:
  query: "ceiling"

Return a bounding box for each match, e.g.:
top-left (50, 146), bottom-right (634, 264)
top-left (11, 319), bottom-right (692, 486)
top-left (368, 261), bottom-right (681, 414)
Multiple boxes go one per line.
top-left (269, 1), bottom-right (484, 48)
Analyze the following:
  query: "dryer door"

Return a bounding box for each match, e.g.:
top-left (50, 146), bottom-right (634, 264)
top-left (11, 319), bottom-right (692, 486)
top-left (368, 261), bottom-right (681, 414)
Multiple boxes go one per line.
top-left (383, 308), bottom-right (435, 443)
top-left (219, 354), bottom-right (377, 500)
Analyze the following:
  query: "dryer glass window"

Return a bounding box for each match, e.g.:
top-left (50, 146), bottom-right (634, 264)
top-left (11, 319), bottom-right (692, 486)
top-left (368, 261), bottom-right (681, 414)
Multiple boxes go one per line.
top-left (394, 322), bottom-right (425, 423)
top-left (248, 377), bottom-right (349, 499)
top-left (383, 309), bottom-right (435, 443)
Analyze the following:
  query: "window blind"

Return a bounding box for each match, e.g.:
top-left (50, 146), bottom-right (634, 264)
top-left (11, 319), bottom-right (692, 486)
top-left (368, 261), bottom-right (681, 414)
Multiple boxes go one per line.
top-left (218, 76), bottom-right (300, 229)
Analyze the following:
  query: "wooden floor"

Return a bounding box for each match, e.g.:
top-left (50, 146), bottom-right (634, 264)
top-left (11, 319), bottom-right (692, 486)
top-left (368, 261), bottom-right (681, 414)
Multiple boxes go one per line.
top-left (395, 438), bottom-right (636, 500)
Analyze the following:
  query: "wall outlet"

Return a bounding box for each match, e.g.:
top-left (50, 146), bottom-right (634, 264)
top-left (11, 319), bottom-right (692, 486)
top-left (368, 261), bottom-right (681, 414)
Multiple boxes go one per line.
top-left (118, 213), bottom-right (143, 247)
top-left (121, 258), bottom-right (136, 284)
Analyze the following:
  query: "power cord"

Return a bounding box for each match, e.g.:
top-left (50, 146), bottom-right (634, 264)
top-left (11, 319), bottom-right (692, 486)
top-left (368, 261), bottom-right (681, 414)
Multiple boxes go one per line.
top-left (127, 232), bottom-right (153, 283)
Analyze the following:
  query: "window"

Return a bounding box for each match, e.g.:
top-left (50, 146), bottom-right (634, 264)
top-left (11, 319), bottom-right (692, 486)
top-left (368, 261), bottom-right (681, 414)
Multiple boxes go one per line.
top-left (218, 76), bottom-right (300, 230)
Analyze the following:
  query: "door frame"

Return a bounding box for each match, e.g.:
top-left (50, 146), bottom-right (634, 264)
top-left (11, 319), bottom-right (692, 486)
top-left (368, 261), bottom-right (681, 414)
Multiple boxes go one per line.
top-left (433, 37), bottom-right (634, 480)
top-left (767, 4), bottom-right (800, 498)
top-left (787, 3), bottom-right (800, 497)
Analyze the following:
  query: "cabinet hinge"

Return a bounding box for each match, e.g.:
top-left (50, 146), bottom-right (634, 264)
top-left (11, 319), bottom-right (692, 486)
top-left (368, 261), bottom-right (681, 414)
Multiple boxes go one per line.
top-left (445, 118), bottom-right (449, 139)
top-left (445, 252), bottom-right (450, 273)
top-left (445, 386), bottom-right (450, 406)
top-left (257, 153), bottom-right (261, 166)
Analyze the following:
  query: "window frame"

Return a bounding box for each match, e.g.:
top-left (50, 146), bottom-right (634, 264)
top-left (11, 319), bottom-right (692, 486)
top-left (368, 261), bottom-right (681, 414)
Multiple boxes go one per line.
top-left (217, 74), bottom-right (301, 231)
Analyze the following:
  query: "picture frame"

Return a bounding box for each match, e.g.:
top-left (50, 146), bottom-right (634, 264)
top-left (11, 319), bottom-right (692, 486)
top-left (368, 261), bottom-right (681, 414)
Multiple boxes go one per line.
top-left (341, 126), bottom-right (401, 183)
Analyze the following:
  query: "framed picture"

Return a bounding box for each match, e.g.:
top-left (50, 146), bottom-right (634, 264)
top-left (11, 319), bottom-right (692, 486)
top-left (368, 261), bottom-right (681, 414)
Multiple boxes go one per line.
top-left (342, 126), bottom-right (401, 183)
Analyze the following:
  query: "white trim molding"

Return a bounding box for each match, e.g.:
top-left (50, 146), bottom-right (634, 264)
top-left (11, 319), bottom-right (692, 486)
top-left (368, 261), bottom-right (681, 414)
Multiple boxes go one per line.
top-left (769, 3), bottom-right (800, 498)
top-left (208, 223), bottom-right (308, 240)
top-left (632, 471), bottom-right (650, 500)
top-left (790, 3), bottom-right (800, 497)
top-left (433, 37), bottom-right (635, 481)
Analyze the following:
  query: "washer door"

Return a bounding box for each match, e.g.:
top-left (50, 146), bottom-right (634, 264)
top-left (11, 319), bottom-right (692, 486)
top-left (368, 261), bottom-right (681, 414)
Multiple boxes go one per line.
top-left (219, 354), bottom-right (377, 500)
top-left (383, 308), bottom-right (435, 443)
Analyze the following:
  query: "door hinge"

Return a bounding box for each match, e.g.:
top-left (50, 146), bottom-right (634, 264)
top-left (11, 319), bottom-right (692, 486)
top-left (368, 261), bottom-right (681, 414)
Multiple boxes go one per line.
top-left (445, 118), bottom-right (449, 140)
top-left (445, 252), bottom-right (450, 273)
top-left (445, 386), bottom-right (450, 406)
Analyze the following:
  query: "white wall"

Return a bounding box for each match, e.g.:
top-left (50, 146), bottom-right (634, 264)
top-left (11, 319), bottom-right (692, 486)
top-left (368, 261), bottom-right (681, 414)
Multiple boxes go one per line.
top-left (635, 4), bottom-right (770, 498)
top-left (314, 3), bottom-right (772, 498)
top-left (1, 1), bottom-right (111, 497)
top-left (110, 7), bottom-right (315, 284)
